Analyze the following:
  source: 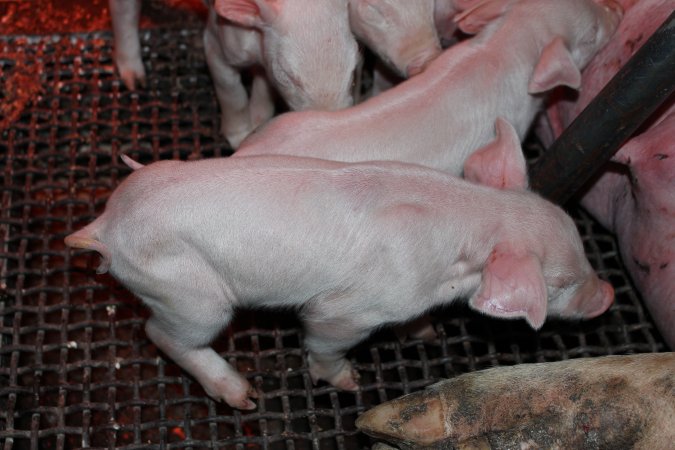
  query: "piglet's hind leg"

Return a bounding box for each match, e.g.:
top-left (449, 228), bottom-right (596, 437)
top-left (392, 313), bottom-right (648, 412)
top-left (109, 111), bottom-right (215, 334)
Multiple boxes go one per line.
top-left (145, 316), bottom-right (257, 410)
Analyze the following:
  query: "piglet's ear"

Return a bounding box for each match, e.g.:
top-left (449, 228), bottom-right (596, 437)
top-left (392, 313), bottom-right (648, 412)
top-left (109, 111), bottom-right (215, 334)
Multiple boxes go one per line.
top-left (453, 0), bottom-right (511, 35)
top-left (463, 117), bottom-right (528, 190)
top-left (528, 37), bottom-right (581, 94)
top-left (469, 244), bottom-right (547, 329)
top-left (215, 0), bottom-right (277, 28)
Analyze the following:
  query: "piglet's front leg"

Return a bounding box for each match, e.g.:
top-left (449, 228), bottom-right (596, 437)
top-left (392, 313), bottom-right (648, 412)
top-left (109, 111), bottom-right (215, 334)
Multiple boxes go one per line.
top-left (109, 0), bottom-right (146, 90)
top-left (145, 316), bottom-right (257, 410)
top-left (203, 28), bottom-right (258, 148)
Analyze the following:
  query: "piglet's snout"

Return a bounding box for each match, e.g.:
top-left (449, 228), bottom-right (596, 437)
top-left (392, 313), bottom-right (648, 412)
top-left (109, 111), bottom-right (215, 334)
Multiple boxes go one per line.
top-left (569, 277), bottom-right (615, 319)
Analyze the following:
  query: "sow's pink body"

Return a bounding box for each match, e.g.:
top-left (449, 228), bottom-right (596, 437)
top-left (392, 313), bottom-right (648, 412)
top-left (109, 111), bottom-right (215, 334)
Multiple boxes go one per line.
top-left (65, 150), bottom-right (612, 410)
top-left (539, 0), bottom-right (675, 348)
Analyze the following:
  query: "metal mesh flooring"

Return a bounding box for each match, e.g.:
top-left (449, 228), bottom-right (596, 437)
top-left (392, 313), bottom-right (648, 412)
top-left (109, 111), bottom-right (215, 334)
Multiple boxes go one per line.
top-left (0, 29), bottom-right (666, 450)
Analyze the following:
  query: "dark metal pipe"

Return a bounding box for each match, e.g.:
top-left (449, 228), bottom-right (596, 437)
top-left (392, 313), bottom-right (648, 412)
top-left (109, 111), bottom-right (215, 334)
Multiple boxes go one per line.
top-left (530, 11), bottom-right (675, 204)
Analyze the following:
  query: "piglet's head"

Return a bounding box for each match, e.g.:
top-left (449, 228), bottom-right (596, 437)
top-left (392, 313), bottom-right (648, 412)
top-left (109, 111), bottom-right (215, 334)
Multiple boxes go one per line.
top-left (469, 240), bottom-right (615, 329)
top-left (454, 0), bottom-right (621, 95)
top-left (527, 0), bottom-right (623, 94)
top-left (463, 118), bottom-right (614, 329)
top-left (216, 0), bottom-right (360, 111)
top-left (349, 0), bottom-right (442, 78)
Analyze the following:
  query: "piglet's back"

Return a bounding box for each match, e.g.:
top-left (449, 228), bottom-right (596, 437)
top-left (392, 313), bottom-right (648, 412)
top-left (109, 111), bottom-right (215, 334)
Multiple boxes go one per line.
top-left (102, 156), bottom-right (538, 226)
top-left (78, 156), bottom-right (556, 292)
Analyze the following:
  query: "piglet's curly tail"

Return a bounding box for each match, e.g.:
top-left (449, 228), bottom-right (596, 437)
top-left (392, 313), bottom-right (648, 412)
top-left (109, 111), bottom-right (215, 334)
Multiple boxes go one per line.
top-left (65, 226), bottom-right (111, 274)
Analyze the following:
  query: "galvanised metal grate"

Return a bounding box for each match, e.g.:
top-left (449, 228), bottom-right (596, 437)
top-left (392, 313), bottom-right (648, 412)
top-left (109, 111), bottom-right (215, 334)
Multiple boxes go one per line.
top-left (0, 29), bottom-right (666, 450)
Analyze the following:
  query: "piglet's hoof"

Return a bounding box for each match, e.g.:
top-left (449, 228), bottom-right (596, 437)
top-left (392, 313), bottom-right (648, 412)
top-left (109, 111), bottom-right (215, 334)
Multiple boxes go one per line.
top-left (222, 390), bottom-right (257, 411)
top-left (115, 57), bottom-right (146, 91)
top-left (233, 386), bottom-right (259, 410)
top-left (237, 397), bottom-right (257, 410)
top-left (205, 377), bottom-right (257, 410)
top-left (309, 358), bottom-right (360, 391)
top-left (332, 367), bottom-right (360, 391)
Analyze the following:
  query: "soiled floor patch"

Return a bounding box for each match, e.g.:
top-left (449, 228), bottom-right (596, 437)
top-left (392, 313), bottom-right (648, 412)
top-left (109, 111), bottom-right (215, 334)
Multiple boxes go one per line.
top-left (0, 57), bottom-right (44, 130)
top-left (0, 0), bottom-right (206, 35)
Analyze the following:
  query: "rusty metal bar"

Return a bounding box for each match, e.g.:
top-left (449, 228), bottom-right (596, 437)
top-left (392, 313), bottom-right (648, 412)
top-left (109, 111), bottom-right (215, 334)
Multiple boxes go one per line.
top-left (530, 11), bottom-right (675, 203)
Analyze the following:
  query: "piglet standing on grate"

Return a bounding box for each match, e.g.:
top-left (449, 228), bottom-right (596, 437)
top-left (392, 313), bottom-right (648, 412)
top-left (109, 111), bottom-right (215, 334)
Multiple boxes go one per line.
top-left (235, 0), bottom-right (622, 176)
top-left (109, 0), bottom-right (360, 147)
top-left (538, 0), bottom-right (675, 348)
top-left (64, 130), bottom-right (613, 410)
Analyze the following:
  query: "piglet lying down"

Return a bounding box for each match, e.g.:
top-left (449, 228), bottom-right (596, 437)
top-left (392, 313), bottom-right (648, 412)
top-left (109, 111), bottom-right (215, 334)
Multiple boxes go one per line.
top-left (65, 136), bottom-right (612, 410)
